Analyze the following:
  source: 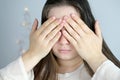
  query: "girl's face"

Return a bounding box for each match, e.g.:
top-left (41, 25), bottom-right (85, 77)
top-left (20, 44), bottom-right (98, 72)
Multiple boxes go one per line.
top-left (48, 6), bottom-right (81, 61)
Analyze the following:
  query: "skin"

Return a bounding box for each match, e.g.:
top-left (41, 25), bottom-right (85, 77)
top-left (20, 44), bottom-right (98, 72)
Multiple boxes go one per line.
top-left (49, 6), bottom-right (84, 73)
top-left (22, 17), bottom-right (63, 72)
top-left (22, 5), bottom-right (108, 73)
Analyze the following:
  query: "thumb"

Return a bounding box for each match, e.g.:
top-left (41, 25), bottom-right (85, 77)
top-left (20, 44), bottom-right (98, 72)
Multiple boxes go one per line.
top-left (95, 20), bottom-right (102, 40)
top-left (31, 18), bottom-right (38, 33)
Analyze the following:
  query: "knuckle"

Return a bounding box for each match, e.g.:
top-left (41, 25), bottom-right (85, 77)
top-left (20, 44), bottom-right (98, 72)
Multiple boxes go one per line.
top-left (74, 24), bottom-right (78, 30)
top-left (71, 30), bottom-right (75, 35)
top-left (75, 35), bottom-right (80, 40)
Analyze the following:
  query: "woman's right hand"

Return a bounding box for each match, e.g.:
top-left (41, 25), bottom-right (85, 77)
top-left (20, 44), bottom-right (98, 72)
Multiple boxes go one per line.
top-left (22, 17), bottom-right (63, 72)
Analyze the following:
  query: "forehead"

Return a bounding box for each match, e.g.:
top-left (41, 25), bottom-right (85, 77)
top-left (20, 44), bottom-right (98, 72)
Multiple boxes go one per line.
top-left (48, 5), bottom-right (80, 19)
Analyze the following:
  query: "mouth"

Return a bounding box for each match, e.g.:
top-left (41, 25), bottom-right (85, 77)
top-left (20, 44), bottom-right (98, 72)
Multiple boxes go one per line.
top-left (58, 49), bottom-right (71, 53)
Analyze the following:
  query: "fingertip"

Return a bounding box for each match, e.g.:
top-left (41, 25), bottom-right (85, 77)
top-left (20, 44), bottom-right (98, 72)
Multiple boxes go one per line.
top-left (51, 16), bottom-right (56, 20)
top-left (71, 13), bottom-right (76, 17)
top-left (95, 20), bottom-right (99, 27)
top-left (95, 20), bottom-right (102, 39)
top-left (32, 18), bottom-right (38, 27)
top-left (31, 18), bottom-right (38, 33)
top-left (58, 31), bottom-right (62, 36)
top-left (34, 18), bottom-right (38, 24)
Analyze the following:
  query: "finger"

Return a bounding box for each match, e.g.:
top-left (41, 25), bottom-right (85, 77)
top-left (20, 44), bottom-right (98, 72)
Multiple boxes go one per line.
top-left (64, 16), bottom-right (85, 36)
top-left (62, 29), bottom-right (78, 48)
top-left (63, 20), bottom-right (81, 41)
top-left (37, 16), bottom-right (56, 34)
top-left (49, 31), bottom-right (61, 47)
top-left (71, 14), bottom-right (93, 34)
top-left (40, 18), bottom-right (62, 39)
top-left (95, 21), bottom-right (102, 40)
top-left (45, 22), bottom-right (64, 43)
top-left (31, 19), bottom-right (38, 34)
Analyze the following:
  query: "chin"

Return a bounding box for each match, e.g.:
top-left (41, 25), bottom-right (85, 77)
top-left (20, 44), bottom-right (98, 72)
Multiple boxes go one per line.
top-left (54, 53), bottom-right (78, 61)
top-left (53, 50), bottom-right (79, 60)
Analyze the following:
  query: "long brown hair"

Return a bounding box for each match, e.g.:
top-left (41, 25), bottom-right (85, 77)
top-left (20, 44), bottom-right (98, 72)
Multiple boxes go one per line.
top-left (34, 0), bottom-right (120, 80)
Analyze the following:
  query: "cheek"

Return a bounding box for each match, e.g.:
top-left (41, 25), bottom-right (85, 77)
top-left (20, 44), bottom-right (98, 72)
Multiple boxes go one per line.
top-left (52, 43), bottom-right (58, 52)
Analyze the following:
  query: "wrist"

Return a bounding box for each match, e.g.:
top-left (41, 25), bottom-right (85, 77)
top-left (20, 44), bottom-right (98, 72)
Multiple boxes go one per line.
top-left (22, 50), bottom-right (43, 72)
top-left (86, 52), bottom-right (108, 72)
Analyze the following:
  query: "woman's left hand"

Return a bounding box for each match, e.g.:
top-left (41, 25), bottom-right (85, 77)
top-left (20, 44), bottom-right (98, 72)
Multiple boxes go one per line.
top-left (62, 14), bottom-right (107, 72)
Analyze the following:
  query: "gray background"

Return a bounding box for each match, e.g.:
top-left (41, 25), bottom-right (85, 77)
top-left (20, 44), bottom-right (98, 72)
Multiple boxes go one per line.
top-left (0, 0), bottom-right (120, 68)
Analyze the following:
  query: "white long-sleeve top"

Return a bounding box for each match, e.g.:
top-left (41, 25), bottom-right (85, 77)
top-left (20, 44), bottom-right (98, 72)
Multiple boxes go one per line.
top-left (0, 57), bottom-right (120, 80)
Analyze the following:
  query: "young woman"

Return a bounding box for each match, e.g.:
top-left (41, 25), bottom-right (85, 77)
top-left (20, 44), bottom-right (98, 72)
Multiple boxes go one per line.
top-left (0, 0), bottom-right (120, 80)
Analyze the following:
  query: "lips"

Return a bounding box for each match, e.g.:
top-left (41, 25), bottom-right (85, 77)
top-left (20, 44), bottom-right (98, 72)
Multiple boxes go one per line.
top-left (58, 49), bottom-right (71, 53)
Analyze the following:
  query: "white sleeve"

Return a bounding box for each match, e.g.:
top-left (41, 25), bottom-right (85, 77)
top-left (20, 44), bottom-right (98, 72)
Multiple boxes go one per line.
top-left (0, 57), bottom-right (34, 80)
top-left (91, 60), bottom-right (120, 80)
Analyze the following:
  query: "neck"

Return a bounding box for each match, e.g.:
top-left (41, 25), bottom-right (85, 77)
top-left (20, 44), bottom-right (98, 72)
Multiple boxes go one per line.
top-left (57, 56), bottom-right (83, 74)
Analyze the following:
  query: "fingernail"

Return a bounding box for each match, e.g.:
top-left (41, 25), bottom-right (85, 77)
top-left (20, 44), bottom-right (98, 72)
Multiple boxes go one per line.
top-left (64, 16), bottom-right (69, 20)
top-left (34, 18), bottom-right (37, 21)
top-left (62, 20), bottom-right (66, 23)
top-left (71, 13), bottom-right (76, 17)
top-left (52, 16), bottom-right (56, 20)
top-left (97, 21), bottom-right (99, 24)
top-left (62, 29), bottom-right (66, 34)
top-left (60, 23), bottom-right (64, 26)
top-left (60, 20), bottom-right (66, 26)
top-left (58, 18), bottom-right (62, 22)
top-left (34, 18), bottom-right (38, 23)
top-left (96, 20), bottom-right (99, 25)
top-left (59, 31), bottom-right (61, 34)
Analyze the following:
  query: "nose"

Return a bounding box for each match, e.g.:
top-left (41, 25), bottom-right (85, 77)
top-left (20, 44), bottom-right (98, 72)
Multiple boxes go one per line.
top-left (58, 33), bottom-right (70, 45)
